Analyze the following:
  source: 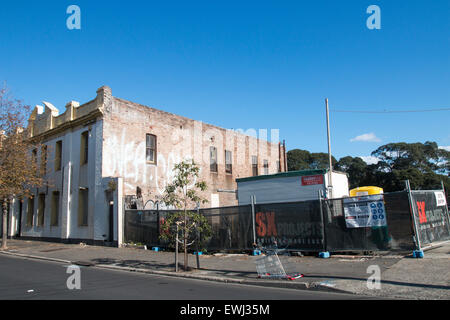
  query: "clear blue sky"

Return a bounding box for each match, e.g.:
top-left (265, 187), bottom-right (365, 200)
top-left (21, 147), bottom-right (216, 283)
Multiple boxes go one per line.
top-left (1, 0), bottom-right (449, 162)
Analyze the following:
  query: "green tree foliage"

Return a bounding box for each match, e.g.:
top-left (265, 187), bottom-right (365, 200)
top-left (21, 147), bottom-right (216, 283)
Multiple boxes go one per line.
top-left (287, 149), bottom-right (337, 171)
top-left (334, 156), bottom-right (368, 189)
top-left (288, 142), bottom-right (450, 192)
top-left (159, 159), bottom-right (211, 271)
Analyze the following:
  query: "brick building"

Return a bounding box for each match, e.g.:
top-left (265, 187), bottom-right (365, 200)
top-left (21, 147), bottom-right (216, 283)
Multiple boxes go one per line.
top-left (7, 86), bottom-right (287, 245)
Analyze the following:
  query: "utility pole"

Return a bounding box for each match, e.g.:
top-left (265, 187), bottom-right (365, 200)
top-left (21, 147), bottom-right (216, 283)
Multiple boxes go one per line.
top-left (325, 98), bottom-right (333, 199)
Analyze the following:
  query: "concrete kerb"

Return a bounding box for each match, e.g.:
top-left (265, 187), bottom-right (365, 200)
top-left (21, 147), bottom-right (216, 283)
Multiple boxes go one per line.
top-left (0, 249), bottom-right (353, 295)
top-left (93, 263), bottom-right (353, 294)
top-left (0, 250), bottom-right (72, 265)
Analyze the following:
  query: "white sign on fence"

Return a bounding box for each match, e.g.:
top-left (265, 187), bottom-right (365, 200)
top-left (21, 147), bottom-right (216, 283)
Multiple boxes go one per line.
top-left (434, 191), bottom-right (447, 207)
top-left (343, 195), bottom-right (387, 228)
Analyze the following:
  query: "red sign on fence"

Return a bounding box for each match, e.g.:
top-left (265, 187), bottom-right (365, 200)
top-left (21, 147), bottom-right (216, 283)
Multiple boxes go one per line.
top-left (301, 175), bottom-right (324, 186)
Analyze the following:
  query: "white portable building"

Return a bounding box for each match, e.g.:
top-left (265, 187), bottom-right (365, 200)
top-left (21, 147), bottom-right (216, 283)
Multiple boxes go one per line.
top-left (236, 169), bottom-right (349, 205)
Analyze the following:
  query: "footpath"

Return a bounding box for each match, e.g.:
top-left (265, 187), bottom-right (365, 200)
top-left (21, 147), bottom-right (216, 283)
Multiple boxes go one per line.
top-left (1, 239), bottom-right (449, 300)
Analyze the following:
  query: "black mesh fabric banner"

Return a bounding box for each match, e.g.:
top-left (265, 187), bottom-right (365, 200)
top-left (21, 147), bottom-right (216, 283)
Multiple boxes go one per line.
top-left (124, 191), bottom-right (418, 253)
top-left (253, 201), bottom-right (324, 251)
top-left (199, 205), bottom-right (253, 251)
top-left (324, 192), bottom-right (415, 252)
top-left (411, 191), bottom-right (450, 246)
top-left (124, 210), bottom-right (177, 247)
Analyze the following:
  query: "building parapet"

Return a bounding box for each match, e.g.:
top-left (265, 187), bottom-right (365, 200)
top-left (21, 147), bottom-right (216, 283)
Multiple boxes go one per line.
top-left (28, 86), bottom-right (111, 138)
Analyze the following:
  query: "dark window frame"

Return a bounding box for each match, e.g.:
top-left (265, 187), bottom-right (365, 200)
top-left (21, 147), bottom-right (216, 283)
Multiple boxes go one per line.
top-left (55, 140), bottom-right (62, 171)
top-left (225, 150), bottom-right (232, 174)
top-left (252, 156), bottom-right (258, 176)
top-left (78, 188), bottom-right (89, 227)
top-left (27, 197), bottom-right (34, 227)
top-left (80, 131), bottom-right (89, 165)
top-left (146, 134), bottom-right (157, 164)
top-left (37, 193), bottom-right (45, 227)
top-left (50, 191), bottom-right (60, 227)
top-left (263, 160), bottom-right (269, 175)
top-left (210, 146), bottom-right (218, 173)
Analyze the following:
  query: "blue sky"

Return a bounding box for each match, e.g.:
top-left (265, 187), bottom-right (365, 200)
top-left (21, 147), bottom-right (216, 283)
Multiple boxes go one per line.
top-left (1, 0), bottom-right (449, 162)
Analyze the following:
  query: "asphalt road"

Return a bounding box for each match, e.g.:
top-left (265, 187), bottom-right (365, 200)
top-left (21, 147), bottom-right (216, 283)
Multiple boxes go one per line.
top-left (0, 254), bottom-right (371, 300)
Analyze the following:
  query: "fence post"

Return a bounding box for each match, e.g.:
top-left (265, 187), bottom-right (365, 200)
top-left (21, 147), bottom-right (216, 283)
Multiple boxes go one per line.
top-left (251, 195), bottom-right (260, 255)
top-left (156, 202), bottom-right (160, 246)
top-left (195, 207), bottom-right (200, 269)
top-left (440, 181), bottom-right (450, 236)
top-left (405, 180), bottom-right (423, 257)
top-left (175, 223), bottom-right (179, 272)
top-left (318, 190), bottom-right (330, 258)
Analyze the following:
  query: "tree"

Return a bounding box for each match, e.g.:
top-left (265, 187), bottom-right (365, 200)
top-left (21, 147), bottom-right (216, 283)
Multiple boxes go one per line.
top-left (287, 149), bottom-right (337, 171)
top-left (160, 159), bottom-right (211, 271)
top-left (370, 141), bottom-right (449, 191)
top-left (287, 149), bottom-right (311, 171)
top-left (0, 85), bottom-right (46, 249)
top-left (335, 156), bottom-right (368, 189)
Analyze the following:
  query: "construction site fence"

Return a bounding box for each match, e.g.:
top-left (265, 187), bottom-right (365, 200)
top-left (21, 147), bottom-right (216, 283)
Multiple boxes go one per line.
top-left (124, 189), bottom-right (450, 253)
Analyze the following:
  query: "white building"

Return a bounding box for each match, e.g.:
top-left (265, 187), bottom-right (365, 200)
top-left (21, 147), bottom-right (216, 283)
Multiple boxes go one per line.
top-left (5, 86), bottom-right (287, 246)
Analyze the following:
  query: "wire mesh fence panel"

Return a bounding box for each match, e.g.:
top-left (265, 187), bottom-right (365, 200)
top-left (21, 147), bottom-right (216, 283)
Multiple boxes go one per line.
top-left (199, 205), bottom-right (253, 251)
top-left (124, 209), bottom-right (180, 247)
top-left (383, 191), bottom-right (416, 250)
top-left (410, 190), bottom-right (450, 246)
top-left (124, 190), bottom-right (423, 253)
top-left (324, 191), bottom-right (415, 252)
top-left (253, 201), bottom-right (324, 251)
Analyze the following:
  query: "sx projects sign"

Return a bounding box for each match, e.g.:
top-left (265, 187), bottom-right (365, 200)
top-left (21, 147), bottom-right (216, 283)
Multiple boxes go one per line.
top-left (343, 194), bottom-right (387, 228)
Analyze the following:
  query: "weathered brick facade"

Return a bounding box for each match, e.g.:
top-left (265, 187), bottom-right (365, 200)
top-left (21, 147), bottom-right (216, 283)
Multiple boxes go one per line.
top-left (9, 86), bottom-right (286, 244)
top-left (101, 86), bottom-right (287, 207)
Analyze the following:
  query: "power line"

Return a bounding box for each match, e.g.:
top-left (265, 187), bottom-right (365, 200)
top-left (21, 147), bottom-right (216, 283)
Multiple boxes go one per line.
top-left (331, 107), bottom-right (450, 114)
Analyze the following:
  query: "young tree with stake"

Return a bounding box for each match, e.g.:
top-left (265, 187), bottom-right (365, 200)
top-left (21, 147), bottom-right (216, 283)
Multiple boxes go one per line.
top-left (160, 159), bottom-right (211, 271)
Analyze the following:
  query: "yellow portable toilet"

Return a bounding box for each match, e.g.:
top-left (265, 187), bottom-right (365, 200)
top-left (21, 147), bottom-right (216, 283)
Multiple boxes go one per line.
top-left (350, 186), bottom-right (383, 197)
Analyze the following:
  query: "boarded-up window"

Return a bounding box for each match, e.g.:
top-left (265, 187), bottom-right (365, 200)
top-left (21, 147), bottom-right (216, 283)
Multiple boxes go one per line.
top-left (51, 191), bottom-right (60, 226)
top-left (27, 197), bottom-right (34, 226)
top-left (78, 188), bottom-right (88, 226)
top-left (55, 140), bottom-right (62, 171)
top-left (41, 145), bottom-right (47, 175)
top-left (225, 150), bottom-right (232, 174)
top-left (32, 149), bottom-right (37, 167)
top-left (210, 146), bottom-right (218, 172)
top-left (252, 156), bottom-right (258, 176)
top-left (264, 160), bottom-right (269, 175)
top-left (146, 134), bottom-right (157, 164)
top-left (38, 194), bottom-right (45, 227)
top-left (80, 131), bottom-right (89, 165)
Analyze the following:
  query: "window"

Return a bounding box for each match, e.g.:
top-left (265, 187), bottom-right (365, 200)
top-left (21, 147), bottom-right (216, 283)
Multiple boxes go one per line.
top-left (78, 188), bottom-right (89, 226)
top-left (264, 160), bottom-right (269, 175)
top-left (32, 148), bottom-right (37, 166)
top-left (27, 197), bottom-right (34, 226)
top-left (276, 161), bottom-right (281, 173)
top-left (146, 134), bottom-right (157, 164)
top-left (210, 146), bottom-right (218, 172)
top-left (225, 150), bottom-right (232, 174)
top-left (80, 131), bottom-right (89, 165)
top-left (51, 191), bottom-right (60, 227)
top-left (252, 156), bottom-right (258, 176)
top-left (55, 140), bottom-right (62, 171)
top-left (41, 145), bottom-right (47, 175)
top-left (38, 194), bottom-right (45, 227)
